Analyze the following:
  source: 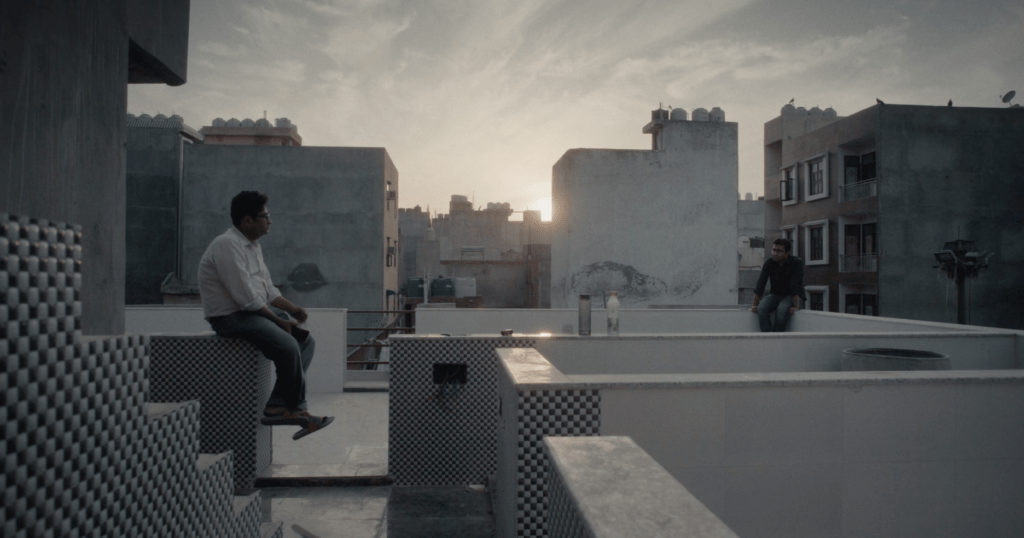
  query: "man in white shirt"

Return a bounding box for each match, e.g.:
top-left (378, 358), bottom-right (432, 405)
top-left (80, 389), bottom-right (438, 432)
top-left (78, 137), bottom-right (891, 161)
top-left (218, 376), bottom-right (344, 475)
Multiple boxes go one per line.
top-left (198, 191), bottom-right (332, 441)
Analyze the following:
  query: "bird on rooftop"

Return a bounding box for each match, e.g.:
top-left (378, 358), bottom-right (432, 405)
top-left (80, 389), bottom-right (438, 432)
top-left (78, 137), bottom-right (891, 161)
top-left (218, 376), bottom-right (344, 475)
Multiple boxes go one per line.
top-left (876, 98), bottom-right (885, 105)
top-left (788, 98), bottom-right (794, 104)
top-left (948, 99), bottom-right (953, 107)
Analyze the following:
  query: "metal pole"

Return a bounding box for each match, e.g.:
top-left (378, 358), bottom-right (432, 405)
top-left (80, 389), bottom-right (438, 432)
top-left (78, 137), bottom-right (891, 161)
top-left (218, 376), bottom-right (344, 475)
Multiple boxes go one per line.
top-left (956, 263), bottom-right (966, 325)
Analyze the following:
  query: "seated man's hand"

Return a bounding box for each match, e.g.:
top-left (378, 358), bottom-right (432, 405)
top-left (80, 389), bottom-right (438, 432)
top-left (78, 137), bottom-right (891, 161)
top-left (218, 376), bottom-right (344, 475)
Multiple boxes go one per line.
top-left (750, 305), bottom-right (758, 313)
top-left (292, 307), bottom-right (308, 324)
top-left (788, 305), bottom-right (799, 315)
top-left (278, 319), bottom-right (299, 335)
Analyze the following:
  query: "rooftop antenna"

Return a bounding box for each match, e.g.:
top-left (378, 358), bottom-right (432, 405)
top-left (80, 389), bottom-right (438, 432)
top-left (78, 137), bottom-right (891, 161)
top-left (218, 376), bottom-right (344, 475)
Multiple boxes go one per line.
top-left (1000, 90), bottom-right (1017, 107)
top-left (263, 110), bottom-right (267, 120)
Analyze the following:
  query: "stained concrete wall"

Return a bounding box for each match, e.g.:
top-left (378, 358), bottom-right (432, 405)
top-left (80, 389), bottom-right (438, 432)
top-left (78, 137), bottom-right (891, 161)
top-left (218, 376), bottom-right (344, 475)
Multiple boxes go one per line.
top-left (877, 105), bottom-right (1024, 330)
top-left (179, 145), bottom-right (398, 336)
top-left (126, 127), bottom-right (187, 304)
top-left (552, 119), bottom-right (738, 308)
top-left (0, 1), bottom-right (190, 335)
top-left (440, 261), bottom-right (529, 307)
top-left (398, 208), bottom-right (430, 285)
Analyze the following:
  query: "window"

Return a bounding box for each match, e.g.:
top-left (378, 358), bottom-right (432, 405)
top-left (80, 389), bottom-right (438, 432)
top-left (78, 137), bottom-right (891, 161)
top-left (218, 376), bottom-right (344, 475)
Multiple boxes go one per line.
top-left (805, 285), bottom-right (829, 312)
top-left (780, 226), bottom-right (797, 256)
top-left (845, 293), bottom-right (878, 316)
top-left (781, 167), bottom-right (797, 206)
top-left (386, 237), bottom-right (395, 267)
top-left (809, 161), bottom-right (824, 195)
top-left (801, 219), bottom-right (829, 265)
top-left (842, 223), bottom-right (877, 272)
top-left (844, 152), bottom-right (876, 184)
top-left (841, 151), bottom-right (877, 202)
top-left (802, 152), bottom-right (829, 201)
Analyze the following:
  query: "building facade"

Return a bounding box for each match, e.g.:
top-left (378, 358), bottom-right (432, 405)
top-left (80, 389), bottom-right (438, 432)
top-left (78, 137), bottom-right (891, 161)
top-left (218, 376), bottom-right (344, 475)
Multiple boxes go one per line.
top-left (763, 103), bottom-right (1024, 329)
top-left (199, 117), bottom-right (302, 146)
top-left (552, 107), bottom-right (739, 308)
top-left (125, 114), bottom-right (203, 304)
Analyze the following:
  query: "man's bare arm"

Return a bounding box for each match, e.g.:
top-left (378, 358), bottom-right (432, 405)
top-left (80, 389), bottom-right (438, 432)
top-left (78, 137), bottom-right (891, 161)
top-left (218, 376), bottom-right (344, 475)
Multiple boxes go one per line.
top-left (271, 296), bottom-right (308, 324)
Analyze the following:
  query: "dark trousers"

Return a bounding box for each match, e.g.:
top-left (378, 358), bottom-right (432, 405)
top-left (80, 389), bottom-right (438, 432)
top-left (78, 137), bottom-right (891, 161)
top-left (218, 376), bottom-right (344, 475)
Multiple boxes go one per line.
top-left (757, 294), bottom-right (794, 333)
top-left (208, 307), bottom-right (315, 410)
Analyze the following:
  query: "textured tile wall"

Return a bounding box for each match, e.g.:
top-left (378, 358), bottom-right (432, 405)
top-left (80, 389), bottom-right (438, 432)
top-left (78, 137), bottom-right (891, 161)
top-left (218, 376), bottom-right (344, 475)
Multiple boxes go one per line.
top-left (0, 213), bottom-right (277, 538)
top-left (495, 361), bottom-right (600, 538)
top-left (149, 334), bottom-right (274, 488)
top-left (389, 337), bottom-right (535, 485)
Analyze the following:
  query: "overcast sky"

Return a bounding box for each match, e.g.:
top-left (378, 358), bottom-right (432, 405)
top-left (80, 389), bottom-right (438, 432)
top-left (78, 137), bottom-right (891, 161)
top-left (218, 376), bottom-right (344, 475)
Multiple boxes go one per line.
top-left (129, 0), bottom-right (1023, 221)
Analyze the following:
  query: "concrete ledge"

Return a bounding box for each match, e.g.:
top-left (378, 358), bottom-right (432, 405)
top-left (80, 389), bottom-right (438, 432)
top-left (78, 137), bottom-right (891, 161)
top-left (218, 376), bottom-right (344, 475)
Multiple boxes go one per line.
top-left (545, 436), bottom-right (738, 538)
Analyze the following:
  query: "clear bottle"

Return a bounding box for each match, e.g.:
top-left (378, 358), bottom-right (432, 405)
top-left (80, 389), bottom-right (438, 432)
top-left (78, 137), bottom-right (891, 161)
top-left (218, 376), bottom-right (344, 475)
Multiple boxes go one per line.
top-left (606, 291), bottom-right (620, 336)
top-left (578, 294), bottom-right (591, 336)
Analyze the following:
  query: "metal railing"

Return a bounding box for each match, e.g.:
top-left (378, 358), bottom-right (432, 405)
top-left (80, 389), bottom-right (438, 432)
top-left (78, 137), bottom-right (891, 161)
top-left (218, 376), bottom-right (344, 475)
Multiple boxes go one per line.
top-left (841, 254), bottom-right (878, 273)
top-left (841, 179), bottom-right (877, 202)
top-left (347, 309), bottom-right (415, 367)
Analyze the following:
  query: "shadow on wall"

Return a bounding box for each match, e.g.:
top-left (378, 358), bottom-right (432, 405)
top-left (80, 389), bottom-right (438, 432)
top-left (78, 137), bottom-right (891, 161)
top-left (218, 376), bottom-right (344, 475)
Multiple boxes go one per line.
top-left (569, 261), bottom-right (667, 304)
top-left (285, 263), bottom-right (327, 292)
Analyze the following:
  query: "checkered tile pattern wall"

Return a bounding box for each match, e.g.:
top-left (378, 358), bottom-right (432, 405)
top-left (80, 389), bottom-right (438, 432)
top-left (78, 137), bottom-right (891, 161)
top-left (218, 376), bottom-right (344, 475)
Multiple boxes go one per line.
top-left (149, 334), bottom-right (274, 488)
top-left (495, 362), bottom-right (600, 538)
top-left (544, 452), bottom-right (590, 538)
top-left (0, 213), bottom-right (278, 538)
top-left (389, 337), bottom-right (536, 486)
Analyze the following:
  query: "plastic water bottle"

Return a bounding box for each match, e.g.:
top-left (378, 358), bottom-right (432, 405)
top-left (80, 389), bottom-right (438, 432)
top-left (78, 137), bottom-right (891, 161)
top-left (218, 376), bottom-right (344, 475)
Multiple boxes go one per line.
top-left (578, 295), bottom-right (591, 336)
top-left (607, 291), bottom-right (620, 336)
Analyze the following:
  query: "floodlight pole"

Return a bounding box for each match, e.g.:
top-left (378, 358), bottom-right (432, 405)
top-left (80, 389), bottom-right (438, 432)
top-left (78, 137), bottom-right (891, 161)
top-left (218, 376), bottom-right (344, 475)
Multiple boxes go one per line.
top-left (934, 239), bottom-right (986, 325)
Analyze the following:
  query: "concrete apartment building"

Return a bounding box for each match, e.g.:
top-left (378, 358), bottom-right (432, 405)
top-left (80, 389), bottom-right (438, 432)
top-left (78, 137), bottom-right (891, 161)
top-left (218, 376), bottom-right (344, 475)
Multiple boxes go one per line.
top-left (125, 113), bottom-right (204, 304)
top-left (125, 117), bottom-right (401, 337)
top-left (764, 102), bottom-right (1024, 329)
top-left (399, 197), bottom-right (553, 307)
top-left (552, 107), bottom-right (739, 308)
top-left (200, 116), bottom-right (302, 146)
top-left (737, 192), bottom-right (765, 305)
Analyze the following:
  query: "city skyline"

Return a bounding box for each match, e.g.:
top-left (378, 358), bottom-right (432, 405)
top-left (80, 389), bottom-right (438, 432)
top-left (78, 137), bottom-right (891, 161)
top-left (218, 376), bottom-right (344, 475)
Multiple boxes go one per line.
top-left (129, 0), bottom-right (1023, 221)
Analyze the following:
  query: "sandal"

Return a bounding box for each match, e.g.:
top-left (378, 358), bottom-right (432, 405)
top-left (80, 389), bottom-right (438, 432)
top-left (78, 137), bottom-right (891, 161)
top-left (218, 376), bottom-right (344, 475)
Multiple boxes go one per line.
top-left (260, 409), bottom-right (312, 427)
top-left (292, 415), bottom-right (334, 441)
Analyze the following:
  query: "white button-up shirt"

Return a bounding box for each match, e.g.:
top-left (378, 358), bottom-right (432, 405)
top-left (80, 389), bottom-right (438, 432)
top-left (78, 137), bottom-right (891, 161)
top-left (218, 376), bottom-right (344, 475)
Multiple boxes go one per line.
top-left (198, 227), bottom-right (282, 318)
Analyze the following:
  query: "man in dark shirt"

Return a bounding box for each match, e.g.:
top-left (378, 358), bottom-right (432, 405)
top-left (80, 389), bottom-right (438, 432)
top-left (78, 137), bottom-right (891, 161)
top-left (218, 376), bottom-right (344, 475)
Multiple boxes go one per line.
top-left (750, 238), bottom-right (806, 332)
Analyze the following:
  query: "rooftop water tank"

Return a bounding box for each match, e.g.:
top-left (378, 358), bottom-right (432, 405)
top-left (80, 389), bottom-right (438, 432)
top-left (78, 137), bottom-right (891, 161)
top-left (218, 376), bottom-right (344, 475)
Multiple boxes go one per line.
top-left (691, 108), bottom-right (709, 121)
top-left (212, 117), bottom-right (226, 126)
top-left (670, 108), bottom-right (687, 120)
top-left (823, 107), bottom-right (837, 117)
top-left (227, 118), bottom-right (241, 127)
top-left (709, 107), bottom-right (725, 122)
top-left (255, 118), bottom-right (271, 127)
top-left (430, 278), bottom-right (454, 297)
top-left (154, 114), bottom-right (168, 121)
top-left (808, 106), bottom-right (823, 116)
top-left (651, 108), bottom-right (669, 121)
top-left (241, 118), bottom-right (255, 127)
top-left (781, 103), bottom-right (796, 115)
top-left (451, 194), bottom-right (468, 203)
top-left (139, 114), bottom-right (152, 121)
top-left (795, 107), bottom-right (807, 115)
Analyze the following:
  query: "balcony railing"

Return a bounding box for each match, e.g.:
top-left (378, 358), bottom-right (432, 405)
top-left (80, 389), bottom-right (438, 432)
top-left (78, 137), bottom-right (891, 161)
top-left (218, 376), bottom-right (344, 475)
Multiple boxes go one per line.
top-left (841, 178), bottom-right (877, 202)
top-left (841, 254), bottom-right (878, 273)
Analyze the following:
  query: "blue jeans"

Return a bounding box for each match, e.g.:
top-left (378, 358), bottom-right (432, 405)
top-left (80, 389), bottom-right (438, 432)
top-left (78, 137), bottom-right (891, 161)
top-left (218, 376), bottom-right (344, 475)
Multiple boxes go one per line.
top-left (208, 307), bottom-right (315, 410)
top-left (757, 294), bottom-right (794, 333)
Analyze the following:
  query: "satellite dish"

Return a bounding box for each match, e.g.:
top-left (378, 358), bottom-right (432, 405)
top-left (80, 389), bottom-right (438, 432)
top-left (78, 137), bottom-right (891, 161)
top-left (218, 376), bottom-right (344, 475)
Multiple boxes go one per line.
top-left (1001, 91), bottom-right (1016, 103)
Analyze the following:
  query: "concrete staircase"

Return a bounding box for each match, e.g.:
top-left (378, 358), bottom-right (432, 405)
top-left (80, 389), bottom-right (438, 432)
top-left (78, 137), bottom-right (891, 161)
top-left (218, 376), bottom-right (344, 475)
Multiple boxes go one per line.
top-left (0, 213), bottom-right (281, 537)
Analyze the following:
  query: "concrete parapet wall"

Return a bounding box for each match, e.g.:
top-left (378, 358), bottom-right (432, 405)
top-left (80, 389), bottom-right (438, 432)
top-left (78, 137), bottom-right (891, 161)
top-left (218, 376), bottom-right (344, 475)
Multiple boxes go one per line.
top-left (497, 347), bottom-right (1024, 538)
top-left (544, 436), bottom-right (738, 538)
top-left (126, 306), bottom-right (348, 392)
top-left (416, 308), bottom-right (988, 336)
